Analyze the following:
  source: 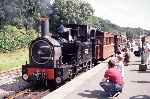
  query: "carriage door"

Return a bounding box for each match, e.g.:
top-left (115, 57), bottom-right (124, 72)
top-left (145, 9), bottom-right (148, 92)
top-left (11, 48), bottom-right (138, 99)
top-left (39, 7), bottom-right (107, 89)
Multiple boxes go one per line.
top-left (96, 38), bottom-right (101, 60)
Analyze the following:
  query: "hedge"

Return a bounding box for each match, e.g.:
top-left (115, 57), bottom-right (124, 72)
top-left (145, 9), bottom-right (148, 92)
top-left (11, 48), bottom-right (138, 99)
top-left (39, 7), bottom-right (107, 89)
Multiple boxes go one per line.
top-left (0, 25), bottom-right (37, 52)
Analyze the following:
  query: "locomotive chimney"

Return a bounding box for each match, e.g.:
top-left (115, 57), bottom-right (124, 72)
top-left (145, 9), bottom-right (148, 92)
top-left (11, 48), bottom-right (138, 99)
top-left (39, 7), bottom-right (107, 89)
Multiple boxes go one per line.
top-left (40, 17), bottom-right (49, 37)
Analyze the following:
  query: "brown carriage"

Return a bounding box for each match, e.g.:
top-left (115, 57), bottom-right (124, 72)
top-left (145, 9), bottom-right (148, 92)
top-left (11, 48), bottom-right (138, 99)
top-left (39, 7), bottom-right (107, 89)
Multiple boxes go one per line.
top-left (95, 31), bottom-right (114, 60)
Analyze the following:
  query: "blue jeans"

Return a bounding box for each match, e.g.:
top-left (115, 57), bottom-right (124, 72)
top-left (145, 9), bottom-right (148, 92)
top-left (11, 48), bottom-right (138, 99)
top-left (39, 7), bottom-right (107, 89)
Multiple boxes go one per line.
top-left (100, 81), bottom-right (122, 96)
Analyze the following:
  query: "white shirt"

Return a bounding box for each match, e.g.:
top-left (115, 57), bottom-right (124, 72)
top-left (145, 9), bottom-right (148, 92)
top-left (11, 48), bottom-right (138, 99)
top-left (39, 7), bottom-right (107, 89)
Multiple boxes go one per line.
top-left (116, 61), bottom-right (124, 78)
top-left (145, 43), bottom-right (150, 53)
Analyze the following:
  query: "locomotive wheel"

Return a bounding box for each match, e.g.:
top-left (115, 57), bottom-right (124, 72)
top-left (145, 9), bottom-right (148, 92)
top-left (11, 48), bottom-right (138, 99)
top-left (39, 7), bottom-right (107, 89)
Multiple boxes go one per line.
top-left (89, 61), bottom-right (93, 69)
top-left (46, 80), bottom-right (57, 90)
top-left (86, 62), bottom-right (90, 70)
top-left (73, 66), bottom-right (78, 76)
top-left (93, 60), bottom-right (98, 66)
top-left (92, 58), bottom-right (97, 66)
top-left (82, 63), bottom-right (87, 72)
top-left (47, 78), bottom-right (64, 90)
top-left (68, 69), bottom-right (74, 80)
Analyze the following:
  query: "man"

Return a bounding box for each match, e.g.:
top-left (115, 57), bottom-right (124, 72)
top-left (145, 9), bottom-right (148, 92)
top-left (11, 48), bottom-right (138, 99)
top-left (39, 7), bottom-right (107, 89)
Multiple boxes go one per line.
top-left (144, 42), bottom-right (150, 66)
top-left (127, 40), bottom-right (132, 51)
top-left (56, 20), bottom-right (73, 41)
top-left (57, 20), bottom-right (69, 34)
top-left (100, 59), bottom-right (123, 97)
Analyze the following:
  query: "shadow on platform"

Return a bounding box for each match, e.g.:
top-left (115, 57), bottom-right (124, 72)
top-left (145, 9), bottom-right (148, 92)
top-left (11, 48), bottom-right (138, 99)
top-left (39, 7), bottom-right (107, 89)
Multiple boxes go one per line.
top-left (129, 60), bottom-right (141, 62)
top-left (130, 95), bottom-right (150, 99)
top-left (131, 80), bottom-right (150, 83)
top-left (130, 69), bottom-right (139, 72)
top-left (138, 70), bottom-right (150, 73)
top-left (78, 89), bottom-right (112, 99)
top-left (130, 69), bottom-right (150, 73)
top-left (128, 63), bottom-right (140, 66)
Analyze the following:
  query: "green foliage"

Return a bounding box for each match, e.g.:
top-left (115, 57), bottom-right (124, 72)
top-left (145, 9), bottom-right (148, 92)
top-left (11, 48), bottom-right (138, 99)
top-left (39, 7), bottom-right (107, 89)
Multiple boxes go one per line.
top-left (52, 0), bottom-right (94, 26)
top-left (0, 25), bottom-right (37, 52)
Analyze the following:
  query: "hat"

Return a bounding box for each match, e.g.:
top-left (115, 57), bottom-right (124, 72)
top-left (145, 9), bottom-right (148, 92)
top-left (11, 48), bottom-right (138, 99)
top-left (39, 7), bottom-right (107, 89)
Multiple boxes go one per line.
top-left (117, 54), bottom-right (124, 60)
top-left (108, 59), bottom-right (116, 67)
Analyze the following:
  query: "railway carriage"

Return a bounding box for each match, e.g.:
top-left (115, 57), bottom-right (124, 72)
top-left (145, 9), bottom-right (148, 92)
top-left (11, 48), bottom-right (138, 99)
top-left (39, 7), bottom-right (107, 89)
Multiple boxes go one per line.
top-left (95, 31), bottom-right (114, 60)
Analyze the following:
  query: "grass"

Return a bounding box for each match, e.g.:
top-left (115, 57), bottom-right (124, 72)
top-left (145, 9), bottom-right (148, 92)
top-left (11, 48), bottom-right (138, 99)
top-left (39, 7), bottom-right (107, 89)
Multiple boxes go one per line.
top-left (0, 48), bottom-right (29, 72)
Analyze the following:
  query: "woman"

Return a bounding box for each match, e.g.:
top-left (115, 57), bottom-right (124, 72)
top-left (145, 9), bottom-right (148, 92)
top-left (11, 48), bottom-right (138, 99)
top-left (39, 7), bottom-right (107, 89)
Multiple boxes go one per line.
top-left (123, 48), bottom-right (130, 66)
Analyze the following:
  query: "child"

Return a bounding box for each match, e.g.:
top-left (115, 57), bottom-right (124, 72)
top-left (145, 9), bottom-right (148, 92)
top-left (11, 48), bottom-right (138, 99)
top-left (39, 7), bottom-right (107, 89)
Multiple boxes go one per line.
top-left (116, 54), bottom-right (125, 79)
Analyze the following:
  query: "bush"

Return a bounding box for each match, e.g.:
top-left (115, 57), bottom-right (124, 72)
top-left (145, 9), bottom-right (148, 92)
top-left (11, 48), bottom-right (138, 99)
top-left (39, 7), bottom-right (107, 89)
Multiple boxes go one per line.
top-left (0, 25), bottom-right (37, 52)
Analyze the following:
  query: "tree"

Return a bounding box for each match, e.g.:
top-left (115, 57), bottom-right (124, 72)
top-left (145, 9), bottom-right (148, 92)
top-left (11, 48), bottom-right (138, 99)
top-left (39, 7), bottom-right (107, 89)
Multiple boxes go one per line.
top-left (53, 0), bottom-right (94, 25)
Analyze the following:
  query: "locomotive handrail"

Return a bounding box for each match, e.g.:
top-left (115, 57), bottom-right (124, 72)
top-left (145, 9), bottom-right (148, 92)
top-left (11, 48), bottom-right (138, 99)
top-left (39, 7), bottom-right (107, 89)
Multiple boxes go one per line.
top-left (40, 46), bottom-right (49, 48)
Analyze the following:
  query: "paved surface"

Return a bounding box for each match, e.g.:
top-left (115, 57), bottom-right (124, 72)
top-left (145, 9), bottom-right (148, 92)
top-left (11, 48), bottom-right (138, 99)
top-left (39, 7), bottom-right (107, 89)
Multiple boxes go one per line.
top-left (119, 55), bottom-right (150, 99)
top-left (43, 53), bottom-right (150, 99)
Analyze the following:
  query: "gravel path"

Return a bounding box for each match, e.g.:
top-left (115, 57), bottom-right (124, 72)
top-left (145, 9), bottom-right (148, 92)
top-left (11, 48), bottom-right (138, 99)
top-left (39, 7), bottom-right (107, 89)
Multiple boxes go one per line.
top-left (0, 68), bottom-right (30, 99)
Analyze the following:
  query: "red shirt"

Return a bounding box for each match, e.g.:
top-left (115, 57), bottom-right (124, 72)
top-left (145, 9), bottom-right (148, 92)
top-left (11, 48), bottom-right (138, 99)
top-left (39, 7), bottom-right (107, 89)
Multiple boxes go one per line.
top-left (104, 67), bottom-right (123, 85)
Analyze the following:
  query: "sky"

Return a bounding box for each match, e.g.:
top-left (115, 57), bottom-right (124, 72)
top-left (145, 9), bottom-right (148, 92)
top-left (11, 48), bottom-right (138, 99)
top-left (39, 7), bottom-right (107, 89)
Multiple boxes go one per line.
top-left (86, 0), bottom-right (150, 30)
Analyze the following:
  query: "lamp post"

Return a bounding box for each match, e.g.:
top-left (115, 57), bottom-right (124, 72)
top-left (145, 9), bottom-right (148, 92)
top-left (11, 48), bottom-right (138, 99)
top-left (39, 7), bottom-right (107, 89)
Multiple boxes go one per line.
top-left (139, 36), bottom-right (147, 71)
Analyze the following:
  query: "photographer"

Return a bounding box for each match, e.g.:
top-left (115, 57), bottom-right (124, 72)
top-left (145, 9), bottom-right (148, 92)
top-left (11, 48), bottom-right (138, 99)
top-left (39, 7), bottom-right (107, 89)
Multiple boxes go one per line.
top-left (100, 59), bottom-right (123, 97)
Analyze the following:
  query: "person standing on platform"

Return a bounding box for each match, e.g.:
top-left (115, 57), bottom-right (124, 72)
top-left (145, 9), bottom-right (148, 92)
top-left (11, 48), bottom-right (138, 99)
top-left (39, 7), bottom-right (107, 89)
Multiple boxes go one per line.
top-left (127, 40), bottom-right (132, 52)
top-left (122, 48), bottom-right (130, 66)
top-left (144, 42), bottom-right (150, 66)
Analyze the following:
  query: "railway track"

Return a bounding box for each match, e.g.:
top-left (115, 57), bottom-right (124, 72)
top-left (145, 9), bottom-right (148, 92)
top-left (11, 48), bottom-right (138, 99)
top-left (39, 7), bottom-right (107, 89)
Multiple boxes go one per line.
top-left (0, 68), bottom-right (21, 76)
top-left (0, 68), bottom-right (31, 99)
top-left (4, 89), bottom-right (50, 99)
top-left (0, 68), bottom-right (21, 84)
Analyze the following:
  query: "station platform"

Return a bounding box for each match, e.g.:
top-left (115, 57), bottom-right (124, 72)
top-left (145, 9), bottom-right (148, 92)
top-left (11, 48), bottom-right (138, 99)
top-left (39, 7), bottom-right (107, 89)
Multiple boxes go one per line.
top-left (43, 53), bottom-right (150, 99)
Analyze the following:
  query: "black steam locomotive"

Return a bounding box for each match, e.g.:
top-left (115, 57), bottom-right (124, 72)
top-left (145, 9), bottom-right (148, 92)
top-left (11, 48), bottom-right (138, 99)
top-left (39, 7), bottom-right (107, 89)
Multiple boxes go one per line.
top-left (22, 17), bottom-right (96, 87)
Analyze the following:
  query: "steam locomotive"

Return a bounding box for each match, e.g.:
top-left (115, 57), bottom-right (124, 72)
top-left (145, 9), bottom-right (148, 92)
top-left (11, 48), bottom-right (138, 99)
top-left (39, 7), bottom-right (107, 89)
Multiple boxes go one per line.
top-left (22, 17), bottom-right (96, 87)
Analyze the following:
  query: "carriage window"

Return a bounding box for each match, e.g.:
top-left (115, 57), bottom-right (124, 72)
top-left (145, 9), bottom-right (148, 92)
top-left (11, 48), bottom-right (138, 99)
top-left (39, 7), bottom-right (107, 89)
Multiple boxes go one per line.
top-left (110, 37), bottom-right (112, 44)
top-left (97, 39), bottom-right (101, 45)
top-left (103, 38), bottom-right (106, 45)
top-left (98, 40), bottom-right (101, 44)
top-left (106, 37), bottom-right (109, 45)
top-left (100, 37), bottom-right (103, 45)
top-left (109, 37), bottom-right (111, 44)
top-left (96, 40), bottom-right (99, 44)
top-left (109, 37), bottom-right (113, 44)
